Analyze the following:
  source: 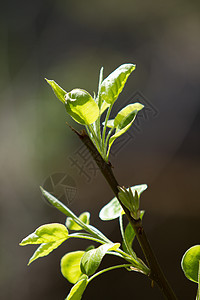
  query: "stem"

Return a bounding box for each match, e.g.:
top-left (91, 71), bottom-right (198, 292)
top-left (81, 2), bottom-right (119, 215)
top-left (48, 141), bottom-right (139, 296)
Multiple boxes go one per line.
top-left (102, 104), bottom-right (113, 158)
top-left (72, 129), bottom-right (178, 300)
top-left (88, 264), bottom-right (132, 283)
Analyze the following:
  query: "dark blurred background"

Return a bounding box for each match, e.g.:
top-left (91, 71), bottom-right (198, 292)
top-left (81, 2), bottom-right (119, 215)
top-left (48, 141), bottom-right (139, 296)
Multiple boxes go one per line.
top-left (0, 0), bottom-right (200, 299)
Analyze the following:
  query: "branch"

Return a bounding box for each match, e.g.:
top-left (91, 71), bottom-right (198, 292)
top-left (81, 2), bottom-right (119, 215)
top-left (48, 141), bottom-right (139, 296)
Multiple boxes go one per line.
top-left (72, 128), bottom-right (178, 300)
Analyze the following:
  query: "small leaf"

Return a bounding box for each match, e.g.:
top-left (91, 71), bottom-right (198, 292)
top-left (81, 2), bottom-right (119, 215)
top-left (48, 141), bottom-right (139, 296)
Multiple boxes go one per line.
top-left (61, 251), bottom-right (85, 284)
top-left (181, 245), bottom-right (200, 283)
top-left (114, 103), bottom-right (144, 129)
top-left (130, 184), bottom-right (148, 197)
top-left (66, 212), bottom-right (90, 231)
top-left (20, 223), bottom-right (68, 245)
top-left (65, 89), bottom-right (99, 125)
top-left (99, 63), bottom-right (136, 105)
top-left (99, 185), bottom-right (147, 221)
top-left (28, 240), bottom-right (65, 265)
top-left (65, 278), bottom-right (88, 300)
top-left (123, 211), bottom-right (145, 254)
top-left (108, 112), bottom-right (137, 153)
top-left (81, 243), bottom-right (120, 276)
top-left (103, 119), bottom-right (114, 128)
top-left (45, 79), bottom-right (66, 104)
top-left (99, 100), bottom-right (110, 115)
top-left (99, 197), bottom-right (124, 221)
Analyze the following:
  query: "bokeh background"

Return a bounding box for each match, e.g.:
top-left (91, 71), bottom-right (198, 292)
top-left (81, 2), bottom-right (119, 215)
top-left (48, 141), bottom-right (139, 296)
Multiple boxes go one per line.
top-left (1, 1), bottom-right (200, 299)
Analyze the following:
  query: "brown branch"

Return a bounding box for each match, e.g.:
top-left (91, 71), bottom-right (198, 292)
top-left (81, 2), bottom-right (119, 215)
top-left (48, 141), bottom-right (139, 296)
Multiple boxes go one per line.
top-left (72, 128), bottom-right (178, 300)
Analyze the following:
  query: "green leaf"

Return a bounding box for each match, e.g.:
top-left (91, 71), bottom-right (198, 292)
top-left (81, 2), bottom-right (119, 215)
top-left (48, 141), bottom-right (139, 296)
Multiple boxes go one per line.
top-left (114, 103), bottom-right (144, 129)
top-left (108, 112), bottom-right (137, 153)
top-left (197, 261), bottom-right (200, 300)
top-left (20, 223), bottom-right (68, 245)
top-left (99, 197), bottom-right (124, 221)
top-left (61, 251), bottom-right (85, 284)
top-left (19, 223), bottom-right (69, 265)
top-left (99, 184), bottom-right (147, 221)
top-left (123, 211), bottom-right (145, 254)
top-left (66, 212), bottom-right (90, 231)
top-left (27, 240), bottom-right (65, 265)
top-left (45, 79), bottom-right (66, 104)
top-left (100, 101), bottom-right (110, 115)
top-left (65, 278), bottom-right (88, 300)
top-left (81, 243), bottom-right (120, 276)
top-left (130, 184), bottom-right (148, 197)
top-left (99, 63), bottom-right (136, 105)
top-left (65, 89), bottom-right (99, 125)
top-left (181, 245), bottom-right (200, 283)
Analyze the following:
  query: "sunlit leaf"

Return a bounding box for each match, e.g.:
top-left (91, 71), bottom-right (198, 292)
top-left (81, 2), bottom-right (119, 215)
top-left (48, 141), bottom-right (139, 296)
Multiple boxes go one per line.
top-left (61, 251), bottom-right (85, 284)
top-left (20, 223), bottom-right (68, 245)
top-left (99, 64), bottom-right (136, 105)
top-left (81, 243), bottom-right (120, 276)
top-left (65, 278), bottom-right (88, 300)
top-left (181, 245), bottom-right (200, 283)
top-left (107, 121), bottom-right (134, 154)
top-left (28, 240), bottom-right (65, 265)
top-left (114, 103), bottom-right (144, 129)
top-left (66, 212), bottom-right (90, 231)
top-left (197, 261), bottom-right (200, 300)
top-left (65, 89), bottom-right (99, 125)
top-left (99, 197), bottom-right (124, 221)
top-left (130, 184), bottom-right (148, 197)
top-left (99, 184), bottom-right (147, 221)
top-left (99, 100), bottom-right (110, 115)
top-left (45, 79), bottom-right (66, 104)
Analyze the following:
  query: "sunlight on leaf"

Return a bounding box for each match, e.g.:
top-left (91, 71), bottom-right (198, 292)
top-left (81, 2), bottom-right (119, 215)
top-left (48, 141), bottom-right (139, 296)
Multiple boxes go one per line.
top-left (65, 278), bottom-right (88, 300)
top-left (61, 251), bottom-right (85, 284)
top-left (99, 63), bottom-right (136, 105)
top-left (99, 197), bottom-right (124, 221)
top-left (181, 245), bottom-right (200, 283)
top-left (20, 223), bottom-right (68, 245)
top-left (45, 79), bottom-right (66, 104)
top-left (28, 240), bottom-right (66, 265)
top-left (65, 89), bottom-right (99, 125)
top-left (114, 103), bottom-right (144, 129)
top-left (81, 243), bottom-right (120, 276)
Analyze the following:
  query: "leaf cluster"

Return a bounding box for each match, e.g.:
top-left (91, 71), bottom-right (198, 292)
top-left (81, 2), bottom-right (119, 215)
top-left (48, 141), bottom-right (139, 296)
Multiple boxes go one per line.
top-left (46, 63), bottom-right (143, 161)
top-left (20, 186), bottom-right (149, 299)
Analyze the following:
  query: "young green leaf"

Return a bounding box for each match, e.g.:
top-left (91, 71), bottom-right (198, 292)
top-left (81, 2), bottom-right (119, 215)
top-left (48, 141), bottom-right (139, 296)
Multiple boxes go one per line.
top-left (99, 197), bottom-right (124, 221)
top-left (20, 223), bottom-right (68, 245)
top-left (81, 243), bottom-right (120, 276)
top-left (123, 211), bottom-right (145, 254)
top-left (65, 278), bottom-right (88, 300)
top-left (65, 89), bottom-right (99, 125)
top-left (99, 63), bottom-right (136, 105)
top-left (197, 261), bottom-right (200, 300)
top-left (61, 251), bottom-right (85, 284)
top-left (107, 110), bottom-right (138, 154)
top-left (45, 79), bottom-right (66, 104)
top-left (66, 212), bottom-right (90, 231)
top-left (114, 103), bottom-right (144, 129)
top-left (28, 240), bottom-right (66, 265)
top-left (130, 184), bottom-right (148, 197)
top-left (181, 245), bottom-right (200, 283)
top-left (19, 223), bottom-right (69, 265)
top-left (99, 101), bottom-right (110, 115)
